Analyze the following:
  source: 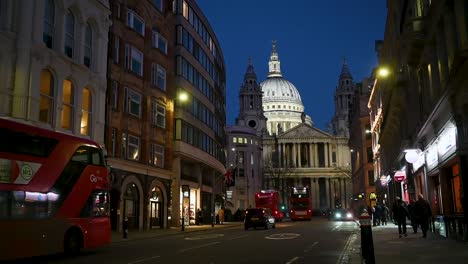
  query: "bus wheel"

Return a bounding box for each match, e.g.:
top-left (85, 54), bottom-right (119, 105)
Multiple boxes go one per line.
top-left (64, 230), bottom-right (82, 255)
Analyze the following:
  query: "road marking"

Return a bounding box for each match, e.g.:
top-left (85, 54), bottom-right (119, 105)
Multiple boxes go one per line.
top-left (336, 233), bottom-right (357, 264)
top-left (184, 234), bottom-right (224, 240)
top-left (127, 255), bottom-right (160, 264)
top-left (285, 256), bottom-right (300, 264)
top-left (227, 234), bottom-right (249, 240)
top-left (265, 233), bottom-right (300, 240)
top-left (304, 241), bottom-right (319, 253)
top-left (179, 242), bottom-right (220, 253)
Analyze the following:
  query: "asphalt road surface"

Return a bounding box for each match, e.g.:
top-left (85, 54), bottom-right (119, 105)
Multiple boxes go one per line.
top-left (12, 218), bottom-right (359, 264)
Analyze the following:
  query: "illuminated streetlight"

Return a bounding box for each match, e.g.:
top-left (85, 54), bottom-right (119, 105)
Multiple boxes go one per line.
top-left (377, 67), bottom-right (390, 78)
top-left (178, 91), bottom-right (188, 102)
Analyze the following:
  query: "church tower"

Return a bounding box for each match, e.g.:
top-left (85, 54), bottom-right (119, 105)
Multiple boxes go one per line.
top-left (332, 58), bottom-right (355, 137)
top-left (236, 57), bottom-right (267, 137)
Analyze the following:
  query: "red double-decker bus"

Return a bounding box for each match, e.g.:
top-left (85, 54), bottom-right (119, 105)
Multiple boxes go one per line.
top-left (0, 118), bottom-right (110, 261)
top-left (289, 187), bottom-right (312, 221)
top-left (255, 190), bottom-right (284, 221)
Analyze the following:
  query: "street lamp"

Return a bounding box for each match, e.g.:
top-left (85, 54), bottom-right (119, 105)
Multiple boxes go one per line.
top-left (377, 67), bottom-right (390, 78)
top-left (178, 91), bottom-right (188, 102)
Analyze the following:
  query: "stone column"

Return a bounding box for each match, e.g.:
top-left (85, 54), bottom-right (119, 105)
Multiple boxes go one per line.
top-left (292, 142), bottom-right (297, 168)
top-left (297, 143), bottom-right (302, 168)
top-left (340, 178), bottom-right (345, 208)
top-left (314, 144), bottom-right (319, 167)
top-left (325, 178), bottom-right (330, 209)
top-left (324, 143), bottom-right (329, 167)
top-left (308, 143), bottom-right (313, 167)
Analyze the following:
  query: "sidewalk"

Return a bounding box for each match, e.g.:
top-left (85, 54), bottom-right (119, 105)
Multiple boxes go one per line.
top-left (112, 222), bottom-right (243, 243)
top-left (349, 223), bottom-right (468, 263)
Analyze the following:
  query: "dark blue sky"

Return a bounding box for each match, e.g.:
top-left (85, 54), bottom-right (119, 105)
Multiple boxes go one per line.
top-left (196, 0), bottom-right (387, 130)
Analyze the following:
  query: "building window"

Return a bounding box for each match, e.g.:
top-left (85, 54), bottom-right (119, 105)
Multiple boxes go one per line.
top-left (125, 88), bottom-right (141, 117)
top-left (251, 153), bottom-right (254, 165)
top-left (111, 81), bottom-right (119, 110)
top-left (452, 164), bottom-right (463, 213)
top-left (125, 45), bottom-right (143, 76)
top-left (368, 170), bottom-right (375, 186)
top-left (81, 88), bottom-right (92, 136)
top-left (151, 0), bottom-right (163, 12)
top-left (39, 69), bottom-right (54, 125)
top-left (151, 143), bottom-right (164, 168)
top-left (152, 31), bottom-right (167, 54)
top-left (151, 63), bottom-right (166, 91)
top-left (151, 101), bottom-right (165, 128)
top-left (61, 80), bottom-right (74, 130)
top-left (84, 23), bottom-right (92, 68)
top-left (233, 137), bottom-right (237, 143)
top-left (64, 10), bottom-right (75, 58)
top-left (128, 135), bottom-right (140, 160)
top-left (127, 9), bottom-right (144, 36)
top-left (365, 124), bottom-right (371, 139)
top-left (366, 147), bottom-right (373, 163)
top-left (113, 36), bottom-right (120, 64)
top-left (43, 0), bottom-right (54, 48)
top-left (111, 128), bottom-right (117, 157)
top-left (121, 132), bottom-right (127, 158)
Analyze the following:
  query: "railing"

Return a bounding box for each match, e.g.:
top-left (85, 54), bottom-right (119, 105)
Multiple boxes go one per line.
top-left (431, 214), bottom-right (467, 241)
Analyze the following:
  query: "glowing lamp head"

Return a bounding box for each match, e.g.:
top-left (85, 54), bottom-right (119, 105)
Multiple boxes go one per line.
top-left (378, 67), bottom-right (390, 78)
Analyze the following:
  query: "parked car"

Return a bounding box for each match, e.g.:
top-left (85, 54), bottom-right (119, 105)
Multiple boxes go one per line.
top-left (331, 208), bottom-right (355, 221)
top-left (244, 208), bottom-right (276, 230)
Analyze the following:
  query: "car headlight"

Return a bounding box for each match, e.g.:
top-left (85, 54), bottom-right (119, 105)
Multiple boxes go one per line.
top-left (335, 213), bottom-right (342, 218)
top-left (346, 213), bottom-right (353, 218)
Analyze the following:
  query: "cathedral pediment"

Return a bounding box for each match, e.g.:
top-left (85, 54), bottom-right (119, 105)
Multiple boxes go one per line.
top-left (279, 123), bottom-right (331, 139)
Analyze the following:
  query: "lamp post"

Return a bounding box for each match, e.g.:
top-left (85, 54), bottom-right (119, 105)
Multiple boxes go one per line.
top-left (175, 91), bottom-right (188, 231)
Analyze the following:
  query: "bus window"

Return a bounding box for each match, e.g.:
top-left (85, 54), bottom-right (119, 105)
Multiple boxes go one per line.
top-left (71, 146), bottom-right (104, 166)
top-left (0, 190), bottom-right (60, 219)
top-left (81, 190), bottom-right (110, 217)
top-left (0, 128), bottom-right (58, 157)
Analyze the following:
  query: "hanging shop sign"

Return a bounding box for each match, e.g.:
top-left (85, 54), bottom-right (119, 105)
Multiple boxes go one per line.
top-left (369, 192), bottom-right (377, 200)
top-left (438, 126), bottom-right (456, 156)
top-left (394, 171), bottom-right (406, 182)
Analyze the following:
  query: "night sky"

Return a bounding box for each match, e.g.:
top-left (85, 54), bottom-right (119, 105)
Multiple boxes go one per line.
top-left (196, 0), bottom-right (387, 131)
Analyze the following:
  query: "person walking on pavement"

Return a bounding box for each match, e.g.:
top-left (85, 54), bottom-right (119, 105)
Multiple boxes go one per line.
top-left (408, 198), bottom-right (418, 233)
top-left (218, 207), bottom-right (225, 225)
top-left (414, 193), bottom-right (432, 238)
top-left (392, 197), bottom-right (410, 238)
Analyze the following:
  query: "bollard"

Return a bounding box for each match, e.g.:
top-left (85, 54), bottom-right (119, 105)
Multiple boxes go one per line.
top-left (123, 217), bottom-right (129, 239)
top-left (181, 216), bottom-right (185, 231)
top-left (359, 212), bottom-right (375, 264)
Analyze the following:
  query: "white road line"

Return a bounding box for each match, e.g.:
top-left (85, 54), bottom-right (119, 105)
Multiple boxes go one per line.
top-left (179, 242), bottom-right (220, 253)
top-left (336, 233), bottom-right (357, 264)
top-left (303, 241), bottom-right (319, 253)
top-left (285, 256), bottom-right (300, 264)
top-left (227, 234), bottom-right (249, 240)
top-left (127, 255), bottom-right (160, 264)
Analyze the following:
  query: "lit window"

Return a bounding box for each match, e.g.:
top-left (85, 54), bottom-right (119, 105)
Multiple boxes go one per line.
top-left (233, 137), bottom-right (237, 143)
top-left (61, 80), bottom-right (74, 130)
top-left (152, 31), bottom-right (167, 54)
top-left (43, 0), bottom-right (54, 48)
top-left (80, 88), bottom-right (92, 136)
top-left (39, 69), bottom-right (54, 125)
top-left (183, 1), bottom-right (188, 19)
top-left (125, 45), bottom-right (143, 76)
top-left (151, 143), bottom-right (164, 168)
top-left (84, 23), bottom-right (92, 68)
top-left (64, 10), bottom-right (75, 58)
top-left (128, 135), bottom-right (140, 160)
top-left (127, 10), bottom-right (145, 36)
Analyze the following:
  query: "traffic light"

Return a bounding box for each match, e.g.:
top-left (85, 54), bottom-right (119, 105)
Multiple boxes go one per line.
top-left (281, 204), bottom-right (286, 210)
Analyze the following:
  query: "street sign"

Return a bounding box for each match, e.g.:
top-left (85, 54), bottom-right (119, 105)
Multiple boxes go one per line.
top-left (394, 171), bottom-right (406, 182)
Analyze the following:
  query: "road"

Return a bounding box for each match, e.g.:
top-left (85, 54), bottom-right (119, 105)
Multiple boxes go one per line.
top-left (13, 218), bottom-right (359, 264)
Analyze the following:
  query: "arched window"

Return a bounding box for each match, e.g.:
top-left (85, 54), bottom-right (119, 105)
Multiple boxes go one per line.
top-left (81, 88), bottom-right (92, 136)
top-left (84, 23), bottom-right (92, 68)
top-left (39, 69), bottom-right (54, 125)
top-left (61, 80), bottom-right (74, 130)
top-left (43, 0), bottom-right (55, 48)
top-left (64, 10), bottom-right (75, 58)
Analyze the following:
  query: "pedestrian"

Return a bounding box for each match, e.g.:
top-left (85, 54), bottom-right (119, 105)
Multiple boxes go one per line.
top-left (392, 197), bottom-right (410, 238)
top-left (381, 203), bottom-right (388, 226)
top-left (408, 199), bottom-right (418, 233)
top-left (196, 208), bottom-right (203, 225)
top-left (218, 207), bottom-right (225, 225)
top-left (414, 193), bottom-right (432, 238)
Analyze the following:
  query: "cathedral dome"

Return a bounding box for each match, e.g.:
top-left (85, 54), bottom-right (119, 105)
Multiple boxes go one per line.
top-left (260, 41), bottom-right (312, 135)
top-left (260, 77), bottom-right (303, 107)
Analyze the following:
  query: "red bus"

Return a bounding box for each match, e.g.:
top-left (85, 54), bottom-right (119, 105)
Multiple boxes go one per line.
top-left (289, 187), bottom-right (312, 221)
top-left (255, 190), bottom-right (284, 221)
top-left (0, 118), bottom-right (110, 261)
